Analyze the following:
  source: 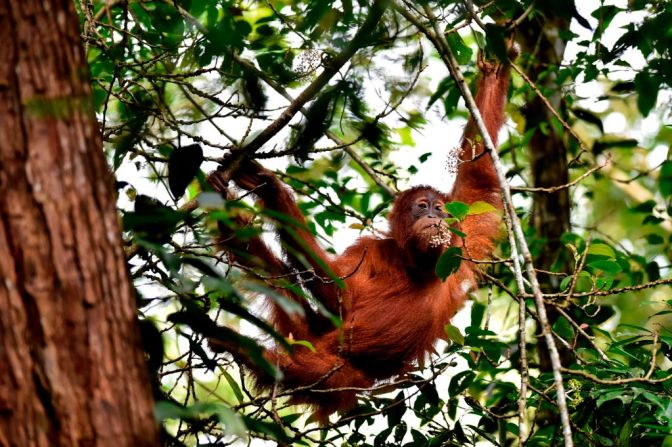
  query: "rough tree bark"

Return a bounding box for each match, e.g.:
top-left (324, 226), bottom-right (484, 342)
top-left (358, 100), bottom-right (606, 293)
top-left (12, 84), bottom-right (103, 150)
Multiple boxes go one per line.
top-left (519, 9), bottom-right (573, 370)
top-left (0, 1), bottom-right (158, 446)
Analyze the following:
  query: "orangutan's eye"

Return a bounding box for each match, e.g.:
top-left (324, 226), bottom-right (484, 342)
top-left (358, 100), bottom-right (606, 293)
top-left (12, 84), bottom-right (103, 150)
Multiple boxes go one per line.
top-left (418, 202), bottom-right (428, 209)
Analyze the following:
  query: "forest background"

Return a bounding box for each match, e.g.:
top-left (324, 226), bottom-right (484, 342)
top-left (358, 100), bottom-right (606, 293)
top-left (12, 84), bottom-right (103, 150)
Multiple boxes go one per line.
top-left (1, 0), bottom-right (672, 446)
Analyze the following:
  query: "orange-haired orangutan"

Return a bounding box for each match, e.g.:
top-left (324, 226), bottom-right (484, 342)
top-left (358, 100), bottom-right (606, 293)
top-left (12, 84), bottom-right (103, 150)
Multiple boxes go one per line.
top-left (208, 54), bottom-right (512, 420)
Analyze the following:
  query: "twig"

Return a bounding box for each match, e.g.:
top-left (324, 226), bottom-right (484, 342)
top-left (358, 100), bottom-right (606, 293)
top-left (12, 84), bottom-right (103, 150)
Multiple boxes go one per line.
top-left (543, 276), bottom-right (672, 299)
top-left (510, 62), bottom-right (590, 155)
top-left (547, 303), bottom-right (609, 362)
top-left (511, 156), bottom-right (610, 193)
top-left (506, 1), bottom-right (536, 31)
top-left (565, 235), bottom-right (592, 304)
top-left (93, 0), bottom-right (124, 22)
top-left (464, 0), bottom-right (487, 30)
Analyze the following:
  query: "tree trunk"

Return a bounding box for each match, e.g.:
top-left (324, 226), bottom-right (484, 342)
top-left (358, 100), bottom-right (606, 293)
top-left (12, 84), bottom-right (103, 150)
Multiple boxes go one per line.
top-left (519, 12), bottom-right (573, 371)
top-left (0, 1), bottom-right (158, 446)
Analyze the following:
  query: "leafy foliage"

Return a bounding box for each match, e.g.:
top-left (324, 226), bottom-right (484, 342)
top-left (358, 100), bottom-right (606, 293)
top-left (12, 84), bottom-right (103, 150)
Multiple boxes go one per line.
top-left (77, 0), bottom-right (672, 445)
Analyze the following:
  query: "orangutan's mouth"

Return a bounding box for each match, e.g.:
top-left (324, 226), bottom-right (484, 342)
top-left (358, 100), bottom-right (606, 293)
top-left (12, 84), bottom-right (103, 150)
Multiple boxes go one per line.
top-left (426, 224), bottom-right (452, 248)
top-left (423, 222), bottom-right (444, 230)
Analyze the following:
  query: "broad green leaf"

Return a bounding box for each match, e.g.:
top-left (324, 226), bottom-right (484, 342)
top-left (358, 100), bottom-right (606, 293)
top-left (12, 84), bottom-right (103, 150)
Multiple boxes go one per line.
top-left (427, 76), bottom-right (454, 109)
top-left (445, 33), bottom-right (473, 65)
top-left (435, 247), bottom-right (462, 280)
top-left (645, 233), bottom-right (664, 245)
top-left (445, 201), bottom-right (469, 220)
top-left (659, 161), bottom-right (672, 197)
top-left (444, 324), bottom-right (464, 345)
top-left (397, 126), bottom-right (415, 146)
top-left (154, 402), bottom-right (246, 438)
top-left (589, 259), bottom-right (623, 274)
top-left (467, 201), bottom-right (497, 215)
top-left (587, 243), bottom-right (616, 258)
top-left (635, 71), bottom-right (660, 117)
top-left (448, 370), bottom-right (475, 397)
top-left (209, 403), bottom-right (247, 438)
top-left (552, 316), bottom-right (575, 340)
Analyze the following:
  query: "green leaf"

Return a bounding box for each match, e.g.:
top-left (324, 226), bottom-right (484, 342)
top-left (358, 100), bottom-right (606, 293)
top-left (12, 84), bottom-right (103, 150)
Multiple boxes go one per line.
top-left (659, 161), bottom-right (672, 197)
top-left (618, 419), bottom-right (633, 447)
top-left (397, 126), bottom-right (415, 146)
top-left (445, 201), bottom-right (469, 220)
top-left (435, 247), bottom-right (462, 280)
top-left (645, 233), bottom-right (664, 244)
top-left (448, 370), bottom-right (475, 396)
top-left (220, 369), bottom-right (244, 404)
top-left (443, 85), bottom-right (462, 116)
top-left (209, 403), bottom-right (247, 437)
top-left (154, 401), bottom-right (190, 421)
top-left (631, 200), bottom-right (656, 213)
top-left (288, 339), bottom-right (316, 352)
top-left (595, 388), bottom-right (629, 407)
top-left (124, 195), bottom-right (188, 244)
top-left (559, 275), bottom-right (572, 291)
top-left (593, 138), bottom-right (638, 154)
top-left (595, 277), bottom-right (614, 290)
top-left (385, 392), bottom-right (406, 427)
top-left (444, 324), bottom-right (464, 345)
top-left (572, 108), bottom-right (604, 133)
top-left (168, 145), bottom-right (204, 199)
top-left (635, 71), bottom-right (660, 117)
top-left (427, 76), bottom-right (454, 109)
top-left (588, 259), bottom-right (622, 274)
top-left (467, 201), bottom-right (497, 215)
top-left (484, 24), bottom-right (507, 61)
top-left (587, 243), bottom-right (616, 258)
top-left (552, 316), bottom-right (575, 340)
top-left (447, 226), bottom-right (466, 238)
top-left (445, 33), bottom-right (473, 65)
top-left (646, 261), bottom-right (660, 281)
top-left (154, 402), bottom-right (246, 438)
top-left (243, 416), bottom-right (290, 442)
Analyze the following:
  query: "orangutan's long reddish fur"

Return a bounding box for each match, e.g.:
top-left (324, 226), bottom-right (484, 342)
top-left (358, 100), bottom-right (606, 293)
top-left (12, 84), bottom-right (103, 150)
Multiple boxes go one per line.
top-left (212, 59), bottom-right (511, 420)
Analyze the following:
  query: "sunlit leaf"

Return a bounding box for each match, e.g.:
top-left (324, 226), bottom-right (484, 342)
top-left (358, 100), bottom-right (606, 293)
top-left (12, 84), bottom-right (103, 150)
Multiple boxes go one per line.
top-left (445, 201), bottom-right (469, 220)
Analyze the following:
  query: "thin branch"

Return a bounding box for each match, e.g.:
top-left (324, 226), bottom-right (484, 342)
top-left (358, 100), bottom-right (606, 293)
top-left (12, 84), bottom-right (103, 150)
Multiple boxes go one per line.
top-left (511, 155), bottom-right (610, 193)
top-left (464, 0), bottom-right (488, 30)
top-left (94, 0), bottom-right (124, 22)
top-left (565, 235), bottom-right (592, 304)
top-left (510, 62), bottom-right (590, 155)
top-left (506, 1), bottom-right (536, 31)
top-left (547, 303), bottom-right (609, 362)
top-left (543, 276), bottom-right (672, 299)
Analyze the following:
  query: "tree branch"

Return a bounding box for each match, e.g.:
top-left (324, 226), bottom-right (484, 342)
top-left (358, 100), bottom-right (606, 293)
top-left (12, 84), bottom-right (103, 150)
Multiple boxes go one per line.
top-left (233, 55), bottom-right (397, 196)
top-left (235, 1), bottom-right (387, 156)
